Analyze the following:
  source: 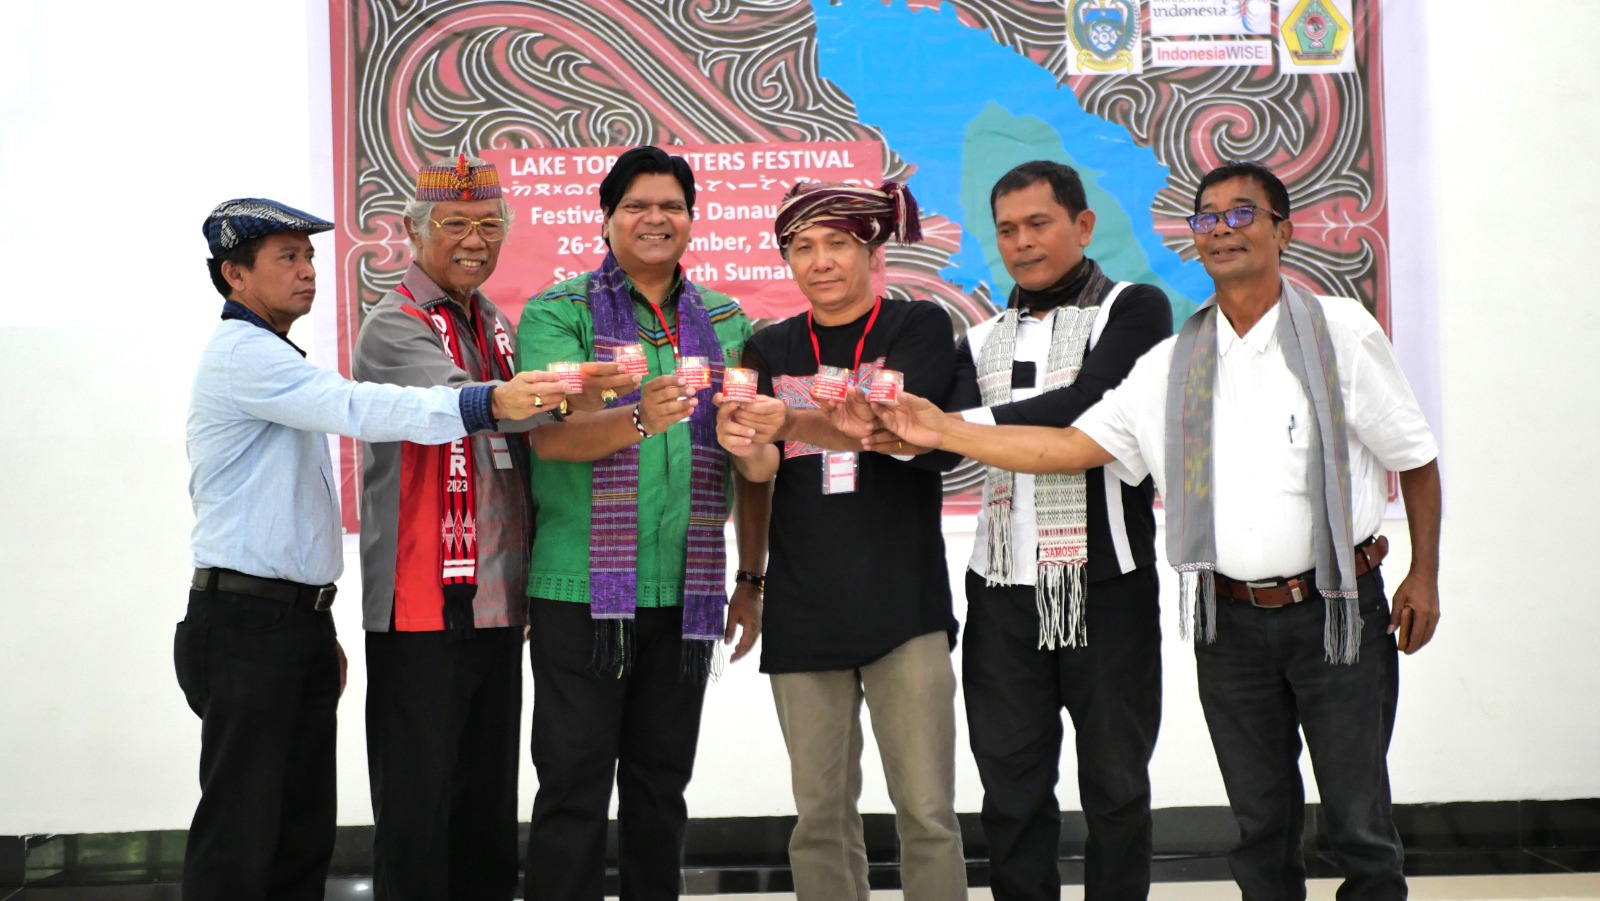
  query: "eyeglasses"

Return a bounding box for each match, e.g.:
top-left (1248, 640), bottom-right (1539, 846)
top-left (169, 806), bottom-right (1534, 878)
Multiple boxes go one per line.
top-left (431, 216), bottom-right (508, 242)
top-left (1185, 205), bottom-right (1282, 235)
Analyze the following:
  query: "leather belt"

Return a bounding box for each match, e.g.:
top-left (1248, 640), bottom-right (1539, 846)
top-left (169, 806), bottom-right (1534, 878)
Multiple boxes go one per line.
top-left (1214, 535), bottom-right (1388, 609)
top-left (192, 568), bottom-right (337, 612)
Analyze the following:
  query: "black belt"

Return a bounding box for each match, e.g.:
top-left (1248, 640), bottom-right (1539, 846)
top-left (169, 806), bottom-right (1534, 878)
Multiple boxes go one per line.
top-left (1214, 535), bottom-right (1387, 608)
top-left (192, 568), bottom-right (336, 611)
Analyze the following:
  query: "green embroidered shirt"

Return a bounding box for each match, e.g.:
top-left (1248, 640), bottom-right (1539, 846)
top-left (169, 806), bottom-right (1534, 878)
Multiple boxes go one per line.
top-left (516, 271), bottom-right (752, 606)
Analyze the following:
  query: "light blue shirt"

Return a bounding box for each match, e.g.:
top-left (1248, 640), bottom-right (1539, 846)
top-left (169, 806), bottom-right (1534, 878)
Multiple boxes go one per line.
top-left (188, 317), bottom-right (469, 585)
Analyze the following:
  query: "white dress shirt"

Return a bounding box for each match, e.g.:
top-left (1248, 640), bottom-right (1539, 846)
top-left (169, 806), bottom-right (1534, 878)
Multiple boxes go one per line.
top-left (1075, 295), bottom-right (1437, 581)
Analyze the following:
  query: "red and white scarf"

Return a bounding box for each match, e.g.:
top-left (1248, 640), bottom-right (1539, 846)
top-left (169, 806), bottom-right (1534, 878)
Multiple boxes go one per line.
top-left (401, 285), bottom-right (515, 635)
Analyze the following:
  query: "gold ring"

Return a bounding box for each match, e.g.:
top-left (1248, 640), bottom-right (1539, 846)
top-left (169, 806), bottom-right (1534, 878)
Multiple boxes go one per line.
top-left (534, 395), bottom-right (543, 408)
top-left (897, 440), bottom-right (904, 450)
top-left (601, 388), bottom-right (619, 404)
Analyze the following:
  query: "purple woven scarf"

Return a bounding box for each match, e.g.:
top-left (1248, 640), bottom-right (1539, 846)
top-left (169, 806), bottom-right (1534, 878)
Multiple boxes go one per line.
top-left (587, 251), bottom-right (728, 679)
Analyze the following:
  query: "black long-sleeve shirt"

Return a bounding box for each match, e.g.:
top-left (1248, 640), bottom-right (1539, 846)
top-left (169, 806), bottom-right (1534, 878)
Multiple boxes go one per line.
top-left (952, 280), bottom-right (1173, 584)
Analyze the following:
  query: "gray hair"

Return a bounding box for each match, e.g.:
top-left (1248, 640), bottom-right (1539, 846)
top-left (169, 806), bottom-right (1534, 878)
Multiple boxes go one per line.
top-left (403, 154), bottom-right (515, 246)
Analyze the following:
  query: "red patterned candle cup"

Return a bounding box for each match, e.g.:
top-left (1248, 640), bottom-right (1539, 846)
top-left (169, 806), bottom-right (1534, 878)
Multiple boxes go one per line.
top-left (613, 343), bottom-right (650, 376)
top-left (867, 369), bottom-right (904, 405)
top-left (722, 367), bottom-right (759, 402)
top-left (551, 361), bottom-right (586, 394)
top-left (810, 365), bottom-right (851, 403)
top-left (677, 355), bottom-right (712, 392)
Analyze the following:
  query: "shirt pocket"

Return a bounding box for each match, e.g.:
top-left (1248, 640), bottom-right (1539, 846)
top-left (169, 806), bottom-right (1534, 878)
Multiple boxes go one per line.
top-left (1270, 386), bottom-right (1315, 497)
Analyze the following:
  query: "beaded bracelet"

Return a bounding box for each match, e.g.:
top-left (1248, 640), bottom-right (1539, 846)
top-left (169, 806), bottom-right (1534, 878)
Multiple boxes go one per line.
top-left (632, 403), bottom-right (652, 440)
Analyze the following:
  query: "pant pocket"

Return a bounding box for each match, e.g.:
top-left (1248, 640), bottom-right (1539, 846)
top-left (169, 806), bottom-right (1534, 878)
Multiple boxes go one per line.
top-left (173, 620), bottom-right (210, 716)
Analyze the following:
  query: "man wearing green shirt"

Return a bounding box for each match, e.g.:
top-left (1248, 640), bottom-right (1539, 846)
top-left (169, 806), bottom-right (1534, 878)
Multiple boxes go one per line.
top-left (516, 146), bottom-right (765, 901)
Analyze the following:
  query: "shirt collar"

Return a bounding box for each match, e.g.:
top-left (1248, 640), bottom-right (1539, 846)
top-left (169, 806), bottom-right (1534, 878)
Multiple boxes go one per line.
top-left (626, 268), bottom-right (685, 307)
top-left (400, 262), bottom-right (481, 316)
top-left (220, 300), bottom-right (305, 357)
top-left (1217, 296), bottom-right (1281, 357)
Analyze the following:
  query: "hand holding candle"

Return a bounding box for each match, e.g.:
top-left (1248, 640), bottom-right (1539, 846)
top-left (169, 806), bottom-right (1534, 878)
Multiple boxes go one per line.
top-left (722, 366), bottom-right (759, 403)
top-left (678, 355), bottom-right (712, 393)
top-left (866, 369), bottom-right (903, 405)
top-left (810, 365), bottom-right (851, 403)
top-left (612, 343), bottom-right (650, 376)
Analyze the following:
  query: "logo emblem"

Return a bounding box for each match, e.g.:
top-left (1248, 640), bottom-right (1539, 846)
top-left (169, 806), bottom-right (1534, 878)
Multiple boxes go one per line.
top-left (1067, 0), bottom-right (1140, 73)
top-left (1282, 0), bottom-right (1351, 65)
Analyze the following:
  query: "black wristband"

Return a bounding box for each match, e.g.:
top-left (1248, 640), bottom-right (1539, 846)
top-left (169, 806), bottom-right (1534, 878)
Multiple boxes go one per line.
top-left (735, 570), bottom-right (765, 592)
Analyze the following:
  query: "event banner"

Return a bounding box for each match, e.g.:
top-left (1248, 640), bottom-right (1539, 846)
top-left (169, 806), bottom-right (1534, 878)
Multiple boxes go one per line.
top-left (329, 0), bottom-right (1389, 526)
top-left (478, 141), bottom-right (884, 325)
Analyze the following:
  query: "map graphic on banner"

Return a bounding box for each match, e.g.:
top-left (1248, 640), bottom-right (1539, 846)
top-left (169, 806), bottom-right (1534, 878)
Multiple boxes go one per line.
top-left (329, 0), bottom-right (1389, 526)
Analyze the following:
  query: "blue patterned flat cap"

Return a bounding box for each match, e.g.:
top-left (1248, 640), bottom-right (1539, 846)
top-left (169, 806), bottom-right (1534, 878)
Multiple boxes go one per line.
top-left (203, 198), bottom-right (334, 257)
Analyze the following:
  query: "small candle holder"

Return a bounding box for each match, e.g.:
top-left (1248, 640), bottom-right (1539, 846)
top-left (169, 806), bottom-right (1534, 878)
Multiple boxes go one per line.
top-left (677, 355), bottom-right (712, 392)
top-left (723, 367), bottom-right (759, 402)
top-left (612, 343), bottom-right (650, 376)
top-left (810, 365), bottom-right (851, 403)
top-left (867, 369), bottom-right (903, 405)
top-left (550, 361), bottom-right (586, 394)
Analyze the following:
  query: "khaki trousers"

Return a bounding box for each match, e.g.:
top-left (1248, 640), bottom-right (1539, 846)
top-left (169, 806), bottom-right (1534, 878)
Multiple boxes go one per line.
top-left (770, 631), bottom-right (968, 901)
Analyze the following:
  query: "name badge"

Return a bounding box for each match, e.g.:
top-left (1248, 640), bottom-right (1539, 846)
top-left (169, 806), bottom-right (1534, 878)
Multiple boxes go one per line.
top-left (488, 435), bottom-right (514, 470)
top-left (821, 451), bottom-right (858, 495)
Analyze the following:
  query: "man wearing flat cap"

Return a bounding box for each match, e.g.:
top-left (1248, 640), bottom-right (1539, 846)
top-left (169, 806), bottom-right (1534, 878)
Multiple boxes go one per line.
top-left (353, 153), bottom-right (573, 901)
top-left (715, 180), bottom-right (967, 901)
top-left (179, 198), bottom-right (564, 901)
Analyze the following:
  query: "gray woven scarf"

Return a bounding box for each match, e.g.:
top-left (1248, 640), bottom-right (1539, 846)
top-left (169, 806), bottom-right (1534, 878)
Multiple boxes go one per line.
top-left (1164, 276), bottom-right (1361, 664)
top-left (976, 262), bottom-right (1111, 649)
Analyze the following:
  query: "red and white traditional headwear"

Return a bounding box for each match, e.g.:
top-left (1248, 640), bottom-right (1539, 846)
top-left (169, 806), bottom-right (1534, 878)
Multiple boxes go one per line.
top-left (773, 180), bottom-right (923, 252)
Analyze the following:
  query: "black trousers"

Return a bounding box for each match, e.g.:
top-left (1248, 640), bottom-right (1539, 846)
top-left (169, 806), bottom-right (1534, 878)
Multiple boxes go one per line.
top-left (963, 566), bottom-right (1163, 901)
top-left (525, 598), bottom-right (708, 901)
top-left (365, 627), bottom-right (524, 901)
top-left (1196, 568), bottom-right (1403, 901)
top-left (173, 586), bottom-right (340, 901)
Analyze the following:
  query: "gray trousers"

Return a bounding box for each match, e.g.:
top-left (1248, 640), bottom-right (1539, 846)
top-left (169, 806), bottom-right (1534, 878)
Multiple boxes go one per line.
top-left (770, 630), bottom-right (968, 901)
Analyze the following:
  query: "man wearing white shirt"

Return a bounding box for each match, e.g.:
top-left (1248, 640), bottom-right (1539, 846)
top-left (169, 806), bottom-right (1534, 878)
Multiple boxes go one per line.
top-left (876, 161), bottom-right (1441, 901)
top-left (947, 162), bottom-right (1172, 901)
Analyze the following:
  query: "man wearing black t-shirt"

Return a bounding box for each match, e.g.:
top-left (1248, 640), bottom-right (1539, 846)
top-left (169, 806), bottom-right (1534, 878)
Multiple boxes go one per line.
top-left (948, 161), bottom-right (1172, 901)
top-left (716, 180), bottom-right (967, 901)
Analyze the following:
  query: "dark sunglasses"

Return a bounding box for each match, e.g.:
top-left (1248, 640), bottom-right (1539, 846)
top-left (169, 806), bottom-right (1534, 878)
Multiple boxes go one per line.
top-left (1185, 205), bottom-right (1283, 235)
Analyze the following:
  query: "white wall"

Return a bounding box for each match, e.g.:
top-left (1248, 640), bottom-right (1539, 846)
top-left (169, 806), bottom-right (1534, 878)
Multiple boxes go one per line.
top-left (0, 0), bottom-right (1596, 834)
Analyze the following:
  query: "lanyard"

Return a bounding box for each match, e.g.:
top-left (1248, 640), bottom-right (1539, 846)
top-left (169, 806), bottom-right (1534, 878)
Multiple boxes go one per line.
top-left (644, 297), bottom-right (679, 356)
top-left (808, 297), bottom-right (882, 382)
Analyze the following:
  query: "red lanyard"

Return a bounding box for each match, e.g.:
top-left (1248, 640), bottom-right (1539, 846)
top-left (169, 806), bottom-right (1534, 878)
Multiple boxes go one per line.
top-left (644, 297), bottom-right (678, 356)
top-left (808, 297), bottom-right (882, 382)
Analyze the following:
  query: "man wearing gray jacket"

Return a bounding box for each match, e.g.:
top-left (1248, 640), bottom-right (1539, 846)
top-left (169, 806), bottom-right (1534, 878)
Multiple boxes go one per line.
top-left (353, 155), bottom-right (631, 901)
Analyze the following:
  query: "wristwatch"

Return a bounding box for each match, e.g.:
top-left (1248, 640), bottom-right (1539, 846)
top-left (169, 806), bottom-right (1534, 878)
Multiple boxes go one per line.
top-left (735, 570), bottom-right (766, 592)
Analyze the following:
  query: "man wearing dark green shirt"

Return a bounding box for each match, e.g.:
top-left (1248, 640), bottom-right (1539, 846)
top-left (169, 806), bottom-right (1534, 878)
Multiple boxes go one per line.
top-left (516, 146), bottom-right (765, 901)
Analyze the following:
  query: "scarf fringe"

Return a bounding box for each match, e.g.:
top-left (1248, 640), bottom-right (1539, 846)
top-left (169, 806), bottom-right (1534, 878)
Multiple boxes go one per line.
top-left (590, 618), bottom-right (636, 679)
top-left (679, 639), bottom-right (724, 685)
top-left (1323, 596), bottom-right (1362, 665)
top-left (442, 584), bottom-right (477, 641)
top-left (1178, 569), bottom-right (1217, 645)
top-left (1036, 564), bottom-right (1087, 650)
top-left (983, 503), bottom-right (1014, 586)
